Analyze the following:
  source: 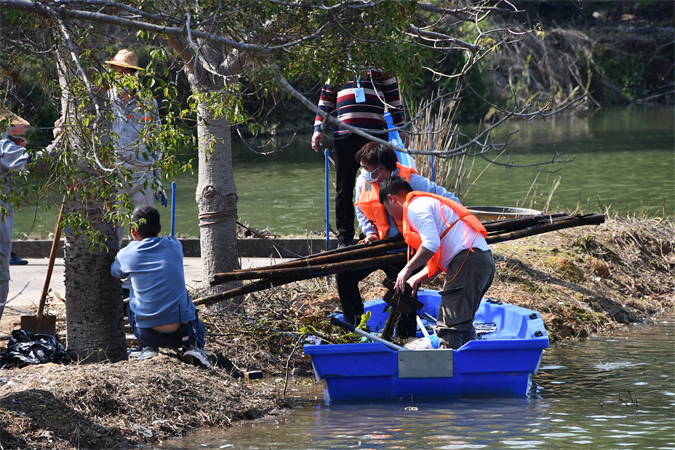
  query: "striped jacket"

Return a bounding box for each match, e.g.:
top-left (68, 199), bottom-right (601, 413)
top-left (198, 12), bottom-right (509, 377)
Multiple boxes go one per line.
top-left (313, 70), bottom-right (405, 137)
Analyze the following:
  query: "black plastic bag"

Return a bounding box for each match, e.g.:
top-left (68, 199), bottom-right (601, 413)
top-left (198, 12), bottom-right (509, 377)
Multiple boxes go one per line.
top-left (1, 329), bottom-right (71, 368)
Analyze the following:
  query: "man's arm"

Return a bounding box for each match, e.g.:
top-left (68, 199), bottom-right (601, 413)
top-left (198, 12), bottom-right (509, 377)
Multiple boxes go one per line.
top-left (110, 258), bottom-right (128, 280)
top-left (312, 82), bottom-right (337, 152)
top-left (0, 138), bottom-right (29, 172)
top-left (354, 176), bottom-right (378, 241)
top-left (394, 201), bottom-right (440, 293)
top-left (395, 246), bottom-right (435, 293)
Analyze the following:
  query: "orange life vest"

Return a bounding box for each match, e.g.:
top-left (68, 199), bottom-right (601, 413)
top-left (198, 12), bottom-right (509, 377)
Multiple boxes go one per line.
top-left (402, 191), bottom-right (487, 278)
top-left (355, 163), bottom-right (417, 240)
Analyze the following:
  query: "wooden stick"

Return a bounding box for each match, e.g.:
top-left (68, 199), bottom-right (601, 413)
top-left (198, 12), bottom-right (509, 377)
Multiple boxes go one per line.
top-left (212, 253), bottom-right (406, 285)
top-left (234, 236), bottom-right (405, 272)
top-left (37, 199), bottom-right (66, 321)
top-left (196, 214), bottom-right (605, 305)
top-left (486, 214), bottom-right (605, 244)
top-left (194, 276), bottom-right (305, 306)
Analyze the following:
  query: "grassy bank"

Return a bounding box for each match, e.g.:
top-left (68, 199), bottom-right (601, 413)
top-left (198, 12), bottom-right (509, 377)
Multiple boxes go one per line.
top-left (0, 216), bottom-right (673, 449)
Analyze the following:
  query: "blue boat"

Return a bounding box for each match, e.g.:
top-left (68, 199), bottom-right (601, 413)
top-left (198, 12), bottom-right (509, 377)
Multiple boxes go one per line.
top-left (303, 290), bottom-right (549, 402)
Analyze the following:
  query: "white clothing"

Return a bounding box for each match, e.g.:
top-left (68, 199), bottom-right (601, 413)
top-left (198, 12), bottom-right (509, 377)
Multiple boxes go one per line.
top-left (406, 196), bottom-right (490, 271)
top-left (108, 87), bottom-right (161, 185)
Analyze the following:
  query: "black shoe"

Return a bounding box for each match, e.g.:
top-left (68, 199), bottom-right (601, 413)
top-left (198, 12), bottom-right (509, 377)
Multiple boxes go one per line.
top-left (10, 253), bottom-right (28, 265)
top-left (336, 236), bottom-right (353, 249)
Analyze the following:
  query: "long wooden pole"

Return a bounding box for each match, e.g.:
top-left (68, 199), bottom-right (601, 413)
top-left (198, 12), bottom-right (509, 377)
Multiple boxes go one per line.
top-left (193, 214), bottom-right (605, 305)
top-left (37, 199), bottom-right (66, 321)
top-left (212, 253), bottom-right (406, 284)
top-left (485, 214), bottom-right (605, 244)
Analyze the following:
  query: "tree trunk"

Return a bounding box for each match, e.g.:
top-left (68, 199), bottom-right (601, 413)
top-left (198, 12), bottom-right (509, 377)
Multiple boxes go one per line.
top-left (55, 26), bottom-right (127, 362)
top-left (63, 200), bottom-right (127, 362)
top-left (195, 102), bottom-right (241, 298)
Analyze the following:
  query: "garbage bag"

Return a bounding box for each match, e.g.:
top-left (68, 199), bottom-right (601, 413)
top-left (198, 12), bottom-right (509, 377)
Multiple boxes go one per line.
top-left (1, 329), bottom-right (71, 368)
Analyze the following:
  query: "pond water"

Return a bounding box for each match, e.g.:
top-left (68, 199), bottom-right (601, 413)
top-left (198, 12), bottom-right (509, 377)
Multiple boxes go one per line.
top-left (156, 314), bottom-right (675, 450)
top-left (11, 105), bottom-right (674, 238)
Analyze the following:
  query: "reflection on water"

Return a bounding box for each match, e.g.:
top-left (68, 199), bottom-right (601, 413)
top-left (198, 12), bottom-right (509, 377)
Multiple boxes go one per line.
top-left (11, 106), bottom-right (674, 238)
top-left (157, 315), bottom-right (675, 450)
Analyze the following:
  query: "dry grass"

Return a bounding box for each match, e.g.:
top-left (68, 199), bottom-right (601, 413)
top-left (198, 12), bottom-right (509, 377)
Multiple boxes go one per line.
top-left (0, 216), bottom-right (673, 449)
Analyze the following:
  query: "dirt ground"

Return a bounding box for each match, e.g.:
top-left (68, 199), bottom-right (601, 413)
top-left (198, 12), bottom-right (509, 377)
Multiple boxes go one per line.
top-left (1, 216), bottom-right (673, 449)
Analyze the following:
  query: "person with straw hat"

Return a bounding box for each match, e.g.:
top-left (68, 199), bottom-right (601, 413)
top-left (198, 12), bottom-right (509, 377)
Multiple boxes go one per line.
top-left (106, 48), bottom-right (165, 212)
top-left (0, 110), bottom-right (31, 323)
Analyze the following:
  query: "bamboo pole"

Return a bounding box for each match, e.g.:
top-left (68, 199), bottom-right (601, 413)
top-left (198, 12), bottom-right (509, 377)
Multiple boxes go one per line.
top-left (235, 239), bottom-right (406, 272)
top-left (212, 253), bottom-right (406, 284)
top-left (194, 276), bottom-right (305, 306)
top-left (486, 214), bottom-right (605, 244)
top-left (194, 214), bottom-right (605, 305)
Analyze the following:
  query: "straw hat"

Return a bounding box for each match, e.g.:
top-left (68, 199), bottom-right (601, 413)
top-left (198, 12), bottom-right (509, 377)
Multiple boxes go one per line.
top-left (105, 49), bottom-right (144, 71)
top-left (0, 109), bottom-right (29, 134)
top-left (0, 109), bottom-right (29, 127)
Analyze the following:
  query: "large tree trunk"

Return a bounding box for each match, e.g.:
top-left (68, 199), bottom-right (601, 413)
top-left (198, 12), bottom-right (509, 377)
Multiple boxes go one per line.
top-left (168, 32), bottom-right (244, 299)
top-left (195, 102), bottom-right (241, 298)
top-left (55, 25), bottom-right (127, 362)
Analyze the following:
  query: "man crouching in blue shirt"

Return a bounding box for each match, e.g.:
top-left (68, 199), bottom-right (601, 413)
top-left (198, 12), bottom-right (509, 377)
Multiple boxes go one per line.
top-left (111, 205), bottom-right (212, 369)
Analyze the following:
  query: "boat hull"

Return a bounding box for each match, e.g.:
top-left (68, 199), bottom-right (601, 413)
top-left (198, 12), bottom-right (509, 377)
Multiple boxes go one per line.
top-left (304, 291), bottom-right (549, 402)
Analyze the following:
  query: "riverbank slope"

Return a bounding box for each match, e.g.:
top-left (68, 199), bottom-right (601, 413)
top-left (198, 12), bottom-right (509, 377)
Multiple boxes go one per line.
top-left (0, 216), bottom-right (673, 449)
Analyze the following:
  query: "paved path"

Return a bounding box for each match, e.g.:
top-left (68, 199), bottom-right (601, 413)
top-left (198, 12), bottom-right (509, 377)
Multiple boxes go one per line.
top-left (1, 256), bottom-right (291, 336)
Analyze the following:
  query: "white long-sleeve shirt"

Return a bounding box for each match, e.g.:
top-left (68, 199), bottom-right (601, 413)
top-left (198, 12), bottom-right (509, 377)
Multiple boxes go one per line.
top-left (406, 196), bottom-right (490, 271)
top-left (109, 88), bottom-right (161, 183)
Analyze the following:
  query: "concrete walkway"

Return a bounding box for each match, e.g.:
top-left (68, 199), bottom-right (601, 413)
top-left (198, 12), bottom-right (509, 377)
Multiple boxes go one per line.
top-left (1, 255), bottom-right (291, 336)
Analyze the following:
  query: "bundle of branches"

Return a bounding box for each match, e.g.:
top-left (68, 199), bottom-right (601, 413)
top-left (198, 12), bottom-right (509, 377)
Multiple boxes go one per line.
top-left (194, 213), bottom-right (605, 306)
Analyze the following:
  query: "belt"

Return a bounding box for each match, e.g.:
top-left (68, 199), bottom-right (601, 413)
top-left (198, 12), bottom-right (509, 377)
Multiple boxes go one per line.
top-left (144, 327), bottom-right (180, 338)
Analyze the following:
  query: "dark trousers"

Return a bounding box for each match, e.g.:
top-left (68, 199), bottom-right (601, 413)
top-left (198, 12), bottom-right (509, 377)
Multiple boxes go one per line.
top-left (336, 261), bottom-right (417, 338)
top-left (436, 249), bottom-right (495, 349)
top-left (334, 133), bottom-right (372, 244)
top-left (127, 304), bottom-right (206, 350)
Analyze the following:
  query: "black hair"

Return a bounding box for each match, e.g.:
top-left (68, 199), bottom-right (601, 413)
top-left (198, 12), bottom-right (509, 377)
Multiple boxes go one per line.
top-left (131, 205), bottom-right (161, 238)
top-left (379, 175), bottom-right (413, 204)
top-left (355, 142), bottom-right (398, 171)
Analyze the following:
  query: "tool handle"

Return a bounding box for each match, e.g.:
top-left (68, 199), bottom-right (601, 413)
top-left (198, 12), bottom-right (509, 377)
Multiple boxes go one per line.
top-left (330, 317), bottom-right (406, 351)
top-left (170, 181), bottom-right (176, 237)
top-left (38, 199), bottom-right (65, 320)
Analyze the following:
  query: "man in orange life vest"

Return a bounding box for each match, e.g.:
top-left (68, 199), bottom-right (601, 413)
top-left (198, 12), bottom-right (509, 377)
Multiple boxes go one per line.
top-left (334, 142), bottom-right (460, 334)
top-left (378, 175), bottom-right (495, 349)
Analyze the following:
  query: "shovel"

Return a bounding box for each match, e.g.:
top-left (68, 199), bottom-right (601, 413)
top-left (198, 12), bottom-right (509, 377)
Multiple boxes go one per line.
top-left (21, 199), bottom-right (65, 335)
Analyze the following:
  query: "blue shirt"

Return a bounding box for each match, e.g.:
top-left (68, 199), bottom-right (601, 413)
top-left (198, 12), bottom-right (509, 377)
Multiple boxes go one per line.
top-left (355, 170), bottom-right (462, 239)
top-left (110, 236), bottom-right (195, 328)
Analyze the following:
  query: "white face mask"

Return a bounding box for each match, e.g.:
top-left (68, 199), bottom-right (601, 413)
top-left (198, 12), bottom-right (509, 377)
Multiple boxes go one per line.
top-left (361, 166), bottom-right (382, 182)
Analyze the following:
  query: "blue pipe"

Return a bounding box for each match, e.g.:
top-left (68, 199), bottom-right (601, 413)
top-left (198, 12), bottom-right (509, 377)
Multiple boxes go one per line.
top-left (171, 181), bottom-right (176, 237)
top-left (324, 149), bottom-right (330, 251)
top-left (429, 125), bottom-right (434, 183)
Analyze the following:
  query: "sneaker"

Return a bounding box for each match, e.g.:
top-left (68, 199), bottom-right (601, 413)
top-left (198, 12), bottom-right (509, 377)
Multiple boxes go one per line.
top-left (132, 346), bottom-right (159, 360)
top-left (10, 253), bottom-right (28, 265)
top-left (182, 345), bottom-right (213, 370)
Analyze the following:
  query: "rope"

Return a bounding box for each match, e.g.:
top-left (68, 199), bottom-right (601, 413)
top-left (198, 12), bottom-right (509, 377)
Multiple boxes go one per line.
top-left (198, 208), bottom-right (237, 227)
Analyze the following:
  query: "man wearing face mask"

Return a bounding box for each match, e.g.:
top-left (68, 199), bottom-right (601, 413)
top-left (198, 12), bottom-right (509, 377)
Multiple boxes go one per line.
top-left (334, 142), bottom-right (460, 333)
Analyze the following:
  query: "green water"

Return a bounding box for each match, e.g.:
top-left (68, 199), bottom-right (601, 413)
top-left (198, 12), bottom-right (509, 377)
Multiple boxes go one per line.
top-left (11, 106), bottom-right (674, 238)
